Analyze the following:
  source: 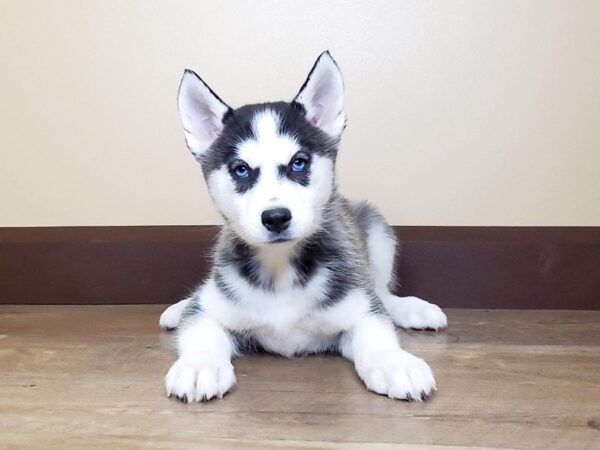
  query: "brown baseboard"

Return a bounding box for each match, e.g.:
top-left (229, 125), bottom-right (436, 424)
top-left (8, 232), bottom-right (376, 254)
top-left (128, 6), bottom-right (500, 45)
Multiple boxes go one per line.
top-left (1, 226), bottom-right (598, 309)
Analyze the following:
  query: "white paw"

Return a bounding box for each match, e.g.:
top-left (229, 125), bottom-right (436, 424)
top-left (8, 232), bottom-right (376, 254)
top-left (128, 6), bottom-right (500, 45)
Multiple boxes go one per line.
top-left (391, 296), bottom-right (448, 330)
top-left (357, 350), bottom-right (437, 401)
top-left (165, 356), bottom-right (236, 402)
top-left (159, 299), bottom-right (190, 330)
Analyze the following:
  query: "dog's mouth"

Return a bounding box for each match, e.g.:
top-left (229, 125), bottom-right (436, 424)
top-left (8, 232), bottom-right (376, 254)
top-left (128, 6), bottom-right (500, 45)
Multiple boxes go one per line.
top-left (263, 230), bottom-right (297, 244)
top-left (267, 236), bottom-right (293, 244)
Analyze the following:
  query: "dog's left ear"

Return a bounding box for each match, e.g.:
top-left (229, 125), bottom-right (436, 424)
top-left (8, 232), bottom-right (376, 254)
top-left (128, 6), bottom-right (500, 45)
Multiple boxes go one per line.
top-left (293, 51), bottom-right (346, 139)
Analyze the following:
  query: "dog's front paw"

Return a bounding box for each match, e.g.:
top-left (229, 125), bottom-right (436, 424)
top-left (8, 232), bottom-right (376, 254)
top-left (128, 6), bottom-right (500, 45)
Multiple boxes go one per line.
top-left (392, 296), bottom-right (448, 330)
top-left (356, 350), bottom-right (436, 401)
top-left (165, 356), bottom-right (236, 402)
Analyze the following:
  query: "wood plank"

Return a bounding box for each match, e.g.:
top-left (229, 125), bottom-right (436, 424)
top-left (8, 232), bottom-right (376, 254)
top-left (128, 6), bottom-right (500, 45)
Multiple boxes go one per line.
top-left (0, 307), bottom-right (599, 449)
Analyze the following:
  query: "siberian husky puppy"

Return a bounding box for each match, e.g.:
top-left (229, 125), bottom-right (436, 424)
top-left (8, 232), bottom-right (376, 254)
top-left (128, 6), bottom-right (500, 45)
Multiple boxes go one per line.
top-left (160, 51), bottom-right (447, 403)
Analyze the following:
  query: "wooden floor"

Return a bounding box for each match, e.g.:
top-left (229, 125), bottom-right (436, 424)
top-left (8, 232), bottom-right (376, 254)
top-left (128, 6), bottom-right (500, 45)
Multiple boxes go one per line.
top-left (0, 306), bottom-right (599, 449)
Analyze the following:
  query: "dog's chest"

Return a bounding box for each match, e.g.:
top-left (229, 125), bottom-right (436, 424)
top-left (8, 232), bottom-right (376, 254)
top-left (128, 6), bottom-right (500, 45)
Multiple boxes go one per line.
top-left (216, 268), bottom-right (341, 355)
top-left (241, 291), bottom-right (327, 353)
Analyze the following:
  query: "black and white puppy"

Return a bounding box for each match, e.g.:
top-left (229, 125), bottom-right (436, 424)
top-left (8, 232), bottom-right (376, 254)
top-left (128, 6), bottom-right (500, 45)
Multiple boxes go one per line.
top-left (160, 51), bottom-right (447, 402)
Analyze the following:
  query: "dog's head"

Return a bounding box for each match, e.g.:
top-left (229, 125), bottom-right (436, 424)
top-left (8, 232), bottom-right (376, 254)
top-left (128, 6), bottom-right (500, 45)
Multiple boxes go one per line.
top-left (177, 52), bottom-right (345, 246)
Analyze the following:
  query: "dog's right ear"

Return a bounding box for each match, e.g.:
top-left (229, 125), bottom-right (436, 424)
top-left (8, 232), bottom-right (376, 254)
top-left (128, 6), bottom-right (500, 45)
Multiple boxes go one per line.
top-left (178, 70), bottom-right (231, 158)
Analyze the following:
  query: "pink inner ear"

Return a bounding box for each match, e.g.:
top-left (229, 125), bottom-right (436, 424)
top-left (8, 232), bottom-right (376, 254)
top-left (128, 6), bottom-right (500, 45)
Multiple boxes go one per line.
top-left (200, 112), bottom-right (222, 140)
top-left (310, 103), bottom-right (324, 126)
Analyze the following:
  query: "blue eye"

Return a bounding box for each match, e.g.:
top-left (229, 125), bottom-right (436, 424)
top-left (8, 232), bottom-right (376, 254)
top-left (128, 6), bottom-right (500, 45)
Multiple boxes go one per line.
top-left (291, 158), bottom-right (307, 172)
top-left (233, 164), bottom-right (250, 179)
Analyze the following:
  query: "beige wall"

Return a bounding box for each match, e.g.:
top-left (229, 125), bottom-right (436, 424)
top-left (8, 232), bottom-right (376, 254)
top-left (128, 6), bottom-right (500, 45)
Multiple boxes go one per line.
top-left (1, 0), bottom-right (599, 227)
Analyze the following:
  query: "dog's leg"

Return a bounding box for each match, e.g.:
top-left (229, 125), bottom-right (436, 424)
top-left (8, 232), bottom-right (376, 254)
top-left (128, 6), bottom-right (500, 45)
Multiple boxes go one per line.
top-left (159, 297), bottom-right (191, 330)
top-left (364, 219), bottom-right (447, 330)
top-left (339, 314), bottom-right (436, 401)
top-left (165, 313), bottom-right (236, 402)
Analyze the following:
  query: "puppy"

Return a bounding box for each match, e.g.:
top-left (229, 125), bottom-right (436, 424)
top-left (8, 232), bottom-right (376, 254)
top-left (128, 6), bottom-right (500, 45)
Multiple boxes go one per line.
top-left (160, 51), bottom-right (447, 402)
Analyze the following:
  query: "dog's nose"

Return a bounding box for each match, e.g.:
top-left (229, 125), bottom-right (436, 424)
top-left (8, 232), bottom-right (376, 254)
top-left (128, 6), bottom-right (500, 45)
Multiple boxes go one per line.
top-left (261, 208), bottom-right (292, 233)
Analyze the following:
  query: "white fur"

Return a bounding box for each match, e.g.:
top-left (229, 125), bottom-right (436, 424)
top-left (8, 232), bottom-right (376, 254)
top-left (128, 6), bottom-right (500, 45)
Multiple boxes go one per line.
top-left (165, 313), bottom-right (236, 401)
top-left (162, 206), bottom-right (446, 400)
top-left (162, 219), bottom-right (446, 400)
top-left (339, 315), bottom-right (436, 400)
top-left (294, 51), bottom-right (346, 138)
top-left (164, 275), bottom-right (381, 399)
top-left (164, 278), bottom-right (440, 401)
top-left (383, 295), bottom-right (448, 330)
top-left (207, 110), bottom-right (334, 246)
top-left (165, 52), bottom-right (446, 403)
top-left (178, 70), bottom-right (230, 157)
top-left (199, 259), bottom-right (357, 357)
top-left (237, 111), bottom-right (299, 167)
top-left (159, 297), bottom-right (191, 329)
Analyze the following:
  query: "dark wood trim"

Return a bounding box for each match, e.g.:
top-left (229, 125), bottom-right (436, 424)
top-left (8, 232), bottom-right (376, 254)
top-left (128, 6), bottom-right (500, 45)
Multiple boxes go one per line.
top-left (395, 227), bottom-right (600, 310)
top-left (1, 226), bottom-right (599, 309)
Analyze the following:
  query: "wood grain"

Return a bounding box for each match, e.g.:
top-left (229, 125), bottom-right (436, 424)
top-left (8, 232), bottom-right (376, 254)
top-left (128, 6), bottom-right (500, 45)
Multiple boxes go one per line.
top-left (0, 306), bottom-right (599, 449)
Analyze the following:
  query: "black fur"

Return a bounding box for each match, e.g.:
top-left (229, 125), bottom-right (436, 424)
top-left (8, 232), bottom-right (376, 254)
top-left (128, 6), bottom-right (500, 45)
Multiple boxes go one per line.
top-left (180, 294), bottom-right (203, 322)
top-left (292, 229), bottom-right (354, 307)
top-left (367, 290), bottom-right (387, 315)
top-left (229, 161), bottom-right (261, 193)
top-left (213, 200), bottom-right (371, 310)
top-left (215, 237), bottom-right (274, 294)
top-left (349, 200), bottom-right (399, 291)
top-left (231, 331), bottom-right (267, 354)
top-left (199, 102), bottom-right (338, 181)
top-left (277, 152), bottom-right (312, 186)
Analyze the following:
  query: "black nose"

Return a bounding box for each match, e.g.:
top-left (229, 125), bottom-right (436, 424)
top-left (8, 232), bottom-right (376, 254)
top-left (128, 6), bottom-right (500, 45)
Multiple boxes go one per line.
top-left (261, 208), bottom-right (292, 233)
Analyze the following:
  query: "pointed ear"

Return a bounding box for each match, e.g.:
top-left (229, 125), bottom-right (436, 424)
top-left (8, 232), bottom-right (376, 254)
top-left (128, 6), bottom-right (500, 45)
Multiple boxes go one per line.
top-left (177, 69), bottom-right (231, 158)
top-left (293, 51), bottom-right (346, 139)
